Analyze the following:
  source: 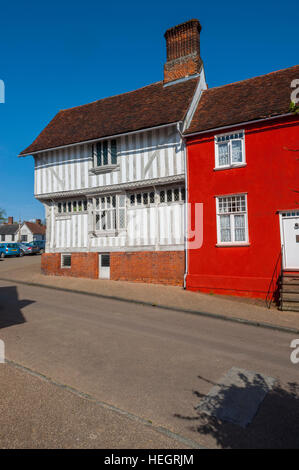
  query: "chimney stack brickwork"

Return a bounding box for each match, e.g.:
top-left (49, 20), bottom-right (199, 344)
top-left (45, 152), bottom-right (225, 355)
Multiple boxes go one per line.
top-left (164, 19), bottom-right (202, 84)
top-left (7, 216), bottom-right (13, 225)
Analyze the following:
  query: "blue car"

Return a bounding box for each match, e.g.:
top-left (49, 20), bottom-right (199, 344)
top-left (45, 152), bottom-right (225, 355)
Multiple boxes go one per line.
top-left (29, 240), bottom-right (46, 253)
top-left (0, 243), bottom-right (24, 258)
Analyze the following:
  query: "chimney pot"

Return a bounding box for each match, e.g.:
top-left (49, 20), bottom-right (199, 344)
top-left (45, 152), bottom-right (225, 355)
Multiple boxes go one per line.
top-left (8, 216), bottom-right (13, 225)
top-left (36, 219), bottom-right (41, 225)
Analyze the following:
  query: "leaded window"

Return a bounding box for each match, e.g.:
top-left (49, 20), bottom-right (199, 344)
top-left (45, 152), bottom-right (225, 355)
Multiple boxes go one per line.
top-left (94, 139), bottom-right (117, 167)
top-left (215, 131), bottom-right (245, 168)
top-left (216, 194), bottom-right (248, 244)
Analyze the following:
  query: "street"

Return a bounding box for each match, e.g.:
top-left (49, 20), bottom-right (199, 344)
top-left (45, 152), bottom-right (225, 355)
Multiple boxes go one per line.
top-left (0, 279), bottom-right (299, 448)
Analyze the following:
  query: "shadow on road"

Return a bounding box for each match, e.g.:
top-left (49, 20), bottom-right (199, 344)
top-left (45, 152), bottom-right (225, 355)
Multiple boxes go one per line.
top-left (0, 285), bottom-right (34, 329)
top-left (175, 372), bottom-right (299, 449)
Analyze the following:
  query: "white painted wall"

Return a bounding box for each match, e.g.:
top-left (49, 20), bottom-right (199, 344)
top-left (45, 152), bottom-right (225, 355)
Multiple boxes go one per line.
top-left (34, 126), bottom-right (184, 196)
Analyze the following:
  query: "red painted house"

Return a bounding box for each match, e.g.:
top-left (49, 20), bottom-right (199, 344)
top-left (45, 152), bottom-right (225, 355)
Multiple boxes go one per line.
top-left (184, 65), bottom-right (299, 309)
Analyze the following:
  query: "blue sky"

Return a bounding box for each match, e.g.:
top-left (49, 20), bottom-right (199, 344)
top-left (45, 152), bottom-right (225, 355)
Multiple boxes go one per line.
top-left (0, 0), bottom-right (298, 221)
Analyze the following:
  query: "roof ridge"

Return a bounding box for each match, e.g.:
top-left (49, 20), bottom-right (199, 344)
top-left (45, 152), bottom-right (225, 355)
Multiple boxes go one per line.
top-left (59, 80), bottom-right (164, 113)
top-left (204, 64), bottom-right (299, 93)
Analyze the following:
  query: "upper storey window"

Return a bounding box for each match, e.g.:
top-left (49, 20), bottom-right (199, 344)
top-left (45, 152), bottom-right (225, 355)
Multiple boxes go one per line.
top-left (94, 139), bottom-right (117, 168)
top-left (214, 131), bottom-right (245, 169)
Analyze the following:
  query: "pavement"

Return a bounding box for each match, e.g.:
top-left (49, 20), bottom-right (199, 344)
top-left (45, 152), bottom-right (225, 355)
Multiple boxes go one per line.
top-left (0, 362), bottom-right (192, 449)
top-left (0, 255), bottom-right (299, 333)
top-left (1, 278), bottom-right (299, 448)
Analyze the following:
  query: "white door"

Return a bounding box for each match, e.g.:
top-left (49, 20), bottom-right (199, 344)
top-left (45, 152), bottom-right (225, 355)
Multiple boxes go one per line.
top-left (281, 214), bottom-right (299, 270)
top-left (99, 253), bottom-right (110, 279)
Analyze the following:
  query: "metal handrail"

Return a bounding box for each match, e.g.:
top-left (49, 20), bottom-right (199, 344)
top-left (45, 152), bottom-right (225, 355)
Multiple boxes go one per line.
top-left (265, 245), bottom-right (283, 309)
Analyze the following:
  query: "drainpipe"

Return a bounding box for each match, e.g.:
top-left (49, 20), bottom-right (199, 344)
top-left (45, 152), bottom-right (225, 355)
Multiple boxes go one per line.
top-left (177, 122), bottom-right (188, 289)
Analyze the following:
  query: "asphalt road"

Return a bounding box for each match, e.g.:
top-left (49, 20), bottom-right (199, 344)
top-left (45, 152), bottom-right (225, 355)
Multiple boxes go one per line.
top-left (0, 279), bottom-right (299, 448)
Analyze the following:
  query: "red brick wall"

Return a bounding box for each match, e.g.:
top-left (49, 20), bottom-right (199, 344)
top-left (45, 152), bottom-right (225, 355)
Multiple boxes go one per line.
top-left (111, 251), bottom-right (184, 286)
top-left (164, 56), bottom-right (202, 84)
top-left (41, 251), bottom-right (185, 285)
top-left (41, 252), bottom-right (98, 279)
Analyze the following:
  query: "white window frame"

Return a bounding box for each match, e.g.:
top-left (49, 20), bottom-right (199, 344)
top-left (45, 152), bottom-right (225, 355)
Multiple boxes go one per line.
top-left (57, 199), bottom-right (88, 216)
top-left (94, 193), bottom-right (126, 234)
top-left (216, 194), bottom-right (249, 246)
top-left (61, 253), bottom-right (71, 268)
top-left (214, 130), bottom-right (246, 170)
top-left (92, 139), bottom-right (118, 172)
top-left (128, 186), bottom-right (185, 208)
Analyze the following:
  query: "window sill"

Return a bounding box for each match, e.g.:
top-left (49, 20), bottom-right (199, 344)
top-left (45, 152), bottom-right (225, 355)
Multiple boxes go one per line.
top-left (89, 164), bottom-right (120, 175)
top-left (213, 163), bottom-right (247, 171)
top-left (216, 243), bottom-right (250, 247)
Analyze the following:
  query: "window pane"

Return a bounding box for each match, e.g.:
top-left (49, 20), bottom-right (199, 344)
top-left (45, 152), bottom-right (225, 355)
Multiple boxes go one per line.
top-left (96, 214), bottom-right (100, 230)
top-left (234, 215), bottom-right (245, 241)
top-left (63, 202), bottom-right (66, 213)
top-left (119, 195), bottom-right (126, 208)
top-left (130, 194), bottom-right (135, 206)
top-left (136, 194), bottom-right (141, 205)
top-left (150, 192), bottom-right (155, 204)
top-left (78, 201), bottom-right (82, 212)
top-left (167, 190), bottom-right (172, 202)
top-left (218, 143), bottom-right (229, 166)
top-left (119, 209), bottom-right (125, 229)
top-left (160, 191), bottom-right (165, 203)
top-left (58, 203), bottom-right (62, 213)
top-left (174, 188), bottom-right (180, 201)
top-left (103, 141), bottom-right (108, 165)
top-left (231, 140), bottom-right (243, 163)
top-left (73, 201), bottom-right (77, 212)
top-left (68, 202), bottom-right (72, 212)
top-left (83, 200), bottom-right (87, 211)
top-left (143, 193), bottom-right (148, 205)
top-left (220, 215), bottom-right (231, 242)
top-left (181, 188), bottom-right (185, 201)
top-left (96, 142), bottom-right (102, 167)
top-left (111, 140), bottom-right (117, 165)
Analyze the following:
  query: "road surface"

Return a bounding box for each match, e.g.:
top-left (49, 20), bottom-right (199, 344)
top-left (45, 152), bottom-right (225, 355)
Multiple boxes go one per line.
top-left (0, 280), bottom-right (298, 448)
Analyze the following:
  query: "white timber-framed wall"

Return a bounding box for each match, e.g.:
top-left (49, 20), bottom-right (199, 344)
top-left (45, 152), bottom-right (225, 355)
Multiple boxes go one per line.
top-left (36, 124), bottom-right (186, 254)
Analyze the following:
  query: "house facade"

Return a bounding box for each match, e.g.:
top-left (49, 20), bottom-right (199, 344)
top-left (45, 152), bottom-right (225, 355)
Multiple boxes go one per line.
top-left (184, 65), bottom-right (299, 302)
top-left (0, 217), bottom-right (46, 243)
top-left (19, 20), bottom-right (207, 284)
top-left (0, 218), bottom-right (19, 242)
top-left (18, 220), bottom-right (46, 243)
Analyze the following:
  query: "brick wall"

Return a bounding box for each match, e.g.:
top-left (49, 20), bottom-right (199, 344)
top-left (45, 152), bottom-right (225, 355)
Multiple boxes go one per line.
top-left (164, 19), bottom-right (202, 84)
top-left (41, 252), bottom-right (98, 279)
top-left (41, 251), bottom-right (185, 285)
top-left (111, 251), bottom-right (184, 286)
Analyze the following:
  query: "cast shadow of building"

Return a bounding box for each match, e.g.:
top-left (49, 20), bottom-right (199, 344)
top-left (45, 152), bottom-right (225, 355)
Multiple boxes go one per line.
top-left (0, 285), bottom-right (35, 329)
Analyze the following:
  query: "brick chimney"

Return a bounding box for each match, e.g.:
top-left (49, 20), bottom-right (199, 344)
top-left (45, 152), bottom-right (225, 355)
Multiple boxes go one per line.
top-left (36, 219), bottom-right (41, 225)
top-left (7, 216), bottom-right (13, 225)
top-left (164, 19), bottom-right (202, 84)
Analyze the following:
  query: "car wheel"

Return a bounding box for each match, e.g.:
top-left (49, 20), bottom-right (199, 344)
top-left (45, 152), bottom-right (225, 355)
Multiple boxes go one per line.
top-left (0, 252), bottom-right (5, 259)
top-left (39, 249), bottom-right (44, 254)
top-left (19, 251), bottom-right (24, 257)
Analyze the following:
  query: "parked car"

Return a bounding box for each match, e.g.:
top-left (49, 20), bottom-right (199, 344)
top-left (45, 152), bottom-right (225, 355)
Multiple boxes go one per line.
top-left (18, 243), bottom-right (40, 255)
top-left (0, 243), bottom-right (24, 258)
top-left (29, 240), bottom-right (45, 253)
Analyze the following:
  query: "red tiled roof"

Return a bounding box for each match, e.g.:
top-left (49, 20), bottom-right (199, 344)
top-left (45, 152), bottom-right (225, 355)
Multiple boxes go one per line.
top-left (185, 65), bottom-right (299, 134)
top-left (24, 222), bottom-right (46, 235)
top-left (20, 79), bottom-right (199, 155)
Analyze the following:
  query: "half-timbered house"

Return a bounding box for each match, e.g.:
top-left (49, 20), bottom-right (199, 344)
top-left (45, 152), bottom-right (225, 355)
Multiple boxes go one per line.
top-left (19, 20), bottom-right (206, 284)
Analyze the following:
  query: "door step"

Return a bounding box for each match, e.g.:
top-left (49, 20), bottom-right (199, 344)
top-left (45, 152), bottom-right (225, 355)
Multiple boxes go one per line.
top-left (281, 272), bottom-right (299, 312)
